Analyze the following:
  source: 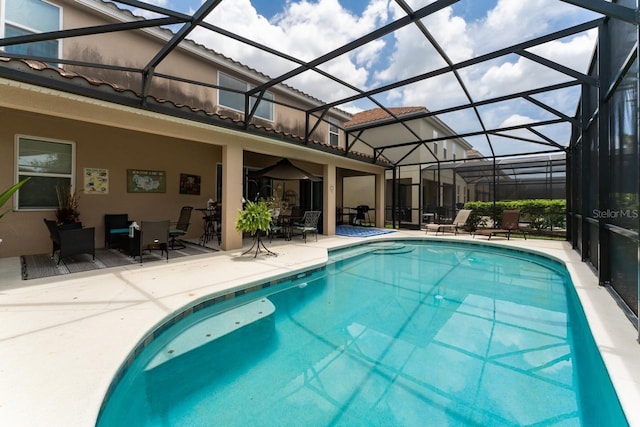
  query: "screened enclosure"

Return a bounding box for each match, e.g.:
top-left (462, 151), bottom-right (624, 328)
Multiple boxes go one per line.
top-left (567, 0), bottom-right (639, 322)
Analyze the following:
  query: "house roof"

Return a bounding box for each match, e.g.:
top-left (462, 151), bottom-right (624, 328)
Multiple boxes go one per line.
top-left (344, 107), bottom-right (427, 127)
top-left (0, 56), bottom-right (384, 165)
top-left (91, 0), bottom-right (352, 119)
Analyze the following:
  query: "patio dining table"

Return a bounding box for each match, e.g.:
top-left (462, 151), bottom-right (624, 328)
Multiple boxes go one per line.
top-left (196, 207), bottom-right (221, 246)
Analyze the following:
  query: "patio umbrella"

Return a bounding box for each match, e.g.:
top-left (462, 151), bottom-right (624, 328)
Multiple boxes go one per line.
top-left (250, 158), bottom-right (321, 182)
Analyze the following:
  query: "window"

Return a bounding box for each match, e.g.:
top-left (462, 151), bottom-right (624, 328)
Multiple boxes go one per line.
top-left (443, 141), bottom-right (447, 159)
top-left (216, 163), bottom-right (223, 201)
top-left (16, 136), bottom-right (75, 209)
top-left (3, 0), bottom-right (61, 59)
top-left (433, 130), bottom-right (438, 156)
top-left (329, 119), bottom-right (339, 146)
top-left (218, 72), bottom-right (274, 121)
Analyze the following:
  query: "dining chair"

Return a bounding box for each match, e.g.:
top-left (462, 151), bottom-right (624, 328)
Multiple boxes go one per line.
top-left (292, 211), bottom-right (321, 243)
top-left (169, 206), bottom-right (193, 249)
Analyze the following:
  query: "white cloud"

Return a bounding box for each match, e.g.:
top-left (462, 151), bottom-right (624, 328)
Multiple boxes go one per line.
top-left (475, 0), bottom-right (584, 52)
top-left (375, 4), bottom-right (472, 83)
top-left (131, 0), bottom-right (172, 19)
top-left (185, 0), bottom-right (389, 103)
top-left (382, 0), bottom-right (595, 152)
top-left (528, 30), bottom-right (597, 71)
top-left (499, 114), bottom-right (535, 128)
top-left (170, 0), bottom-right (597, 154)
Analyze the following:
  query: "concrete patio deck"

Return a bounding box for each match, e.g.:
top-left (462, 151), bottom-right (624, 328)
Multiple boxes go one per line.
top-left (1, 231), bottom-right (639, 426)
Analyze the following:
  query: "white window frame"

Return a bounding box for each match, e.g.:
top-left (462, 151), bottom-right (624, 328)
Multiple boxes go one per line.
top-left (15, 135), bottom-right (76, 211)
top-left (1, 0), bottom-right (62, 60)
top-left (217, 72), bottom-right (274, 122)
top-left (433, 130), bottom-right (438, 157)
top-left (328, 118), bottom-right (339, 146)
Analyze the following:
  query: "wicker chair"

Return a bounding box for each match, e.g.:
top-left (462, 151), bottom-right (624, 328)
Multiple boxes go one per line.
top-left (104, 214), bottom-right (131, 249)
top-left (43, 219), bottom-right (95, 264)
top-left (135, 220), bottom-right (170, 264)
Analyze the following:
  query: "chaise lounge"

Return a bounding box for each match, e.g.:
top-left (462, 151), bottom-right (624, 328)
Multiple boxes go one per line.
top-left (425, 209), bottom-right (472, 235)
top-left (474, 209), bottom-right (527, 240)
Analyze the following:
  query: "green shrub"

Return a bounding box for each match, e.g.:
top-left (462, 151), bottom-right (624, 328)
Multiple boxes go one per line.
top-left (464, 199), bottom-right (566, 231)
top-left (235, 200), bottom-right (272, 236)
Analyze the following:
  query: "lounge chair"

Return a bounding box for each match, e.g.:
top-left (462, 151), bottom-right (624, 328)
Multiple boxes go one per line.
top-left (474, 209), bottom-right (526, 240)
top-left (425, 209), bottom-right (472, 235)
top-left (169, 206), bottom-right (193, 249)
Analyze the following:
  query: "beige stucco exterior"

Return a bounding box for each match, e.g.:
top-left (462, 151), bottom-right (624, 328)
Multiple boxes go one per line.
top-left (0, 78), bottom-right (385, 257)
top-left (56, 0), bottom-right (347, 146)
top-left (0, 0), bottom-right (392, 257)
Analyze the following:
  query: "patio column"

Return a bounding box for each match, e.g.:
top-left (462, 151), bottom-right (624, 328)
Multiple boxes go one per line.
top-left (323, 163), bottom-right (336, 235)
top-left (221, 144), bottom-right (243, 251)
top-left (375, 171), bottom-right (385, 228)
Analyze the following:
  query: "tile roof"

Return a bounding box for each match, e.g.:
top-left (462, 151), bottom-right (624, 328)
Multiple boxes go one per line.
top-left (344, 107), bottom-right (428, 127)
top-left (0, 56), bottom-right (387, 165)
top-left (97, 0), bottom-right (352, 119)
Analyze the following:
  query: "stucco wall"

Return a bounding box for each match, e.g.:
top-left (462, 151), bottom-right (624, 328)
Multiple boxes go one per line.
top-left (0, 108), bottom-right (221, 257)
top-left (53, 0), bottom-right (341, 147)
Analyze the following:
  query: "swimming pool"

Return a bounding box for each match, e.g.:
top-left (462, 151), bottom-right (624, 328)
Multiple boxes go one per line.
top-left (97, 240), bottom-right (627, 426)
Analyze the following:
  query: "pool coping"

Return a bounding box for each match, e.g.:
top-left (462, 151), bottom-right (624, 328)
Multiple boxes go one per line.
top-left (0, 232), bottom-right (638, 426)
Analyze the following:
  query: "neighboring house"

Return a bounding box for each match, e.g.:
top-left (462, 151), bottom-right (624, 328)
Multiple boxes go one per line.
top-left (344, 107), bottom-right (473, 227)
top-left (0, 0), bottom-right (388, 257)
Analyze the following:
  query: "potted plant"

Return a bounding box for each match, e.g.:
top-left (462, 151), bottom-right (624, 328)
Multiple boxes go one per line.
top-left (234, 199), bottom-right (276, 257)
top-left (55, 184), bottom-right (81, 225)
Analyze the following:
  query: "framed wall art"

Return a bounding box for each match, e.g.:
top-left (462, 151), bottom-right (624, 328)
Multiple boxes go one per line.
top-left (127, 169), bottom-right (166, 193)
top-left (179, 173), bottom-right (201, 195)
top-left (84, 167), bottom-right (109, 194)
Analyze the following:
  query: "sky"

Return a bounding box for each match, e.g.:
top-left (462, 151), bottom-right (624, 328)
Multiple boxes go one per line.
top-left (128, 0), bottom-right (601, 156)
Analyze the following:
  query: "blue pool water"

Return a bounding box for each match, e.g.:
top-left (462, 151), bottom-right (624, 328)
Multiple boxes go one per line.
top-left (97, 240), bottom-right (627, 426)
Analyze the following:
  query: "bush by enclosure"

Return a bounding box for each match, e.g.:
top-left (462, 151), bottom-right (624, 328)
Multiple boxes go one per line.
top-left (464, 199), bottom-right (566, 234)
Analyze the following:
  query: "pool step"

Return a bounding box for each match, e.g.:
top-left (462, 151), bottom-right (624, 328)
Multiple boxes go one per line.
top-left (329, 242), bottom-right (413, 263)
top-left (144, 298), bottom-right (275, 371)
top-left (370, 243), bottom-right (414, 255)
